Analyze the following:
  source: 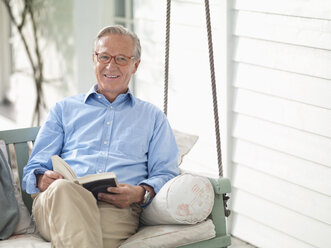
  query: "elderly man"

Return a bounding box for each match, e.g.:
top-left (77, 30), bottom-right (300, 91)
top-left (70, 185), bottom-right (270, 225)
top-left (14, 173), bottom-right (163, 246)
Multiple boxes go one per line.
top-left (22, 25), bottom-right (179, 247)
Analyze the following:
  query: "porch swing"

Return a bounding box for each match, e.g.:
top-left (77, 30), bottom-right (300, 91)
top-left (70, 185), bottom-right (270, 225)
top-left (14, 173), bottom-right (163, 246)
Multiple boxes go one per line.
top-left (0, 0), bottom-right (231, 247)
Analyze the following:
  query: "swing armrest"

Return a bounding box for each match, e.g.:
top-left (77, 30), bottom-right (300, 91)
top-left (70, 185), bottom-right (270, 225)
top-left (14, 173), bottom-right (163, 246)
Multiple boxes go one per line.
top-left (205, 176), bottom-right (231, 242)
top-left (209, 177), bottom-right (231, 195)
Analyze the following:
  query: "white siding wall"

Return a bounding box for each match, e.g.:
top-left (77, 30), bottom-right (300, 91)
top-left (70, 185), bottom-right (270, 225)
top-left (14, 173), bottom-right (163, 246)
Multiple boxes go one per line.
top-left (230, 0), bottom-right (331, 247)
top-left (133, 0), bottom-right (229, 178)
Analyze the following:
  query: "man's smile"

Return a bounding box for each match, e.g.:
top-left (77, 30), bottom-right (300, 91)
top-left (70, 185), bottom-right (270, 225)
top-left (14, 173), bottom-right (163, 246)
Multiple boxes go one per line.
top-left (104, 74), bottom-right (120, 79)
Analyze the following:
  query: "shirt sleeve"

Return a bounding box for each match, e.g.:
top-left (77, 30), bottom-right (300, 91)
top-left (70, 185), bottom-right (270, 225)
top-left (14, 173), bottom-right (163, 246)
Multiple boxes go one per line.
top-left (22, 103), bottom-right (64, 194)
top-left (139, 111), bottom-right (179, 193)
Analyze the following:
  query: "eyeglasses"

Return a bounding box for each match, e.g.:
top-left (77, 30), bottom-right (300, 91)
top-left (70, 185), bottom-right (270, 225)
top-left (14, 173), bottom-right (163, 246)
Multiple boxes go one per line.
top-left (95, 52), bottom-right (135, 66)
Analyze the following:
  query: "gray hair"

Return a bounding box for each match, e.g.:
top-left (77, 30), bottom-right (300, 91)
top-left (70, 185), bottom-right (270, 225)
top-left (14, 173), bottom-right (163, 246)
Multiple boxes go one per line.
top-left (94, 25), bottom-right (141, 61)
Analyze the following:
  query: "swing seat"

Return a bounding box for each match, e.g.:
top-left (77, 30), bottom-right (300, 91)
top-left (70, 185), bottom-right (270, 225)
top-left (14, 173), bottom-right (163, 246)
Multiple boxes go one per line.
top-left (0, 127), bottom-right (231, 248)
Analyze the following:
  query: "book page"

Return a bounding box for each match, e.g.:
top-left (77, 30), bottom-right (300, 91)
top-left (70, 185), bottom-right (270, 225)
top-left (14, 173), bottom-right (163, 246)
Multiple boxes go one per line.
top-left (78, 172), bottom-right (118, 186)
top-left (52, 155), bottom-right (77, 182)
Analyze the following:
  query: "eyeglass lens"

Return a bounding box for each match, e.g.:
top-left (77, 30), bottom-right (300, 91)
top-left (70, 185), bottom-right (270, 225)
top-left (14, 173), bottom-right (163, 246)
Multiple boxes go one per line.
top-left (97, 53), bottom-right (130, 65)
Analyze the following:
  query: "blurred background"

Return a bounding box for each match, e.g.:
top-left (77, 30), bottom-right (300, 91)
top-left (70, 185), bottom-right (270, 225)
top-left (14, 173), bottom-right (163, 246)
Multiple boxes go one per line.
top-left (0, 0), bottom-right (330, 247)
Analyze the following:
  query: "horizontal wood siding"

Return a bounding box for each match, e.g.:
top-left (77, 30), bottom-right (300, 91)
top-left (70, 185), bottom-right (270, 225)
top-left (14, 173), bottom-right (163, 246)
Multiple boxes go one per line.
top-left (231, 189), bottom-right (331, 248)
top-left (230, 0), bottom-right (331, 247)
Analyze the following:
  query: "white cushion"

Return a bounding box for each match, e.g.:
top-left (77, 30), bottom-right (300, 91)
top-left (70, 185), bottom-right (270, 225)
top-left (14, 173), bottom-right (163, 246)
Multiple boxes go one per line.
top-left (119, 219), bottom-right (215, 248)
top-left (1, 220), bottom-right (215, 248)
top-left (173, 130), bottom-right (198, 165)
top-left (0, 234), bottom-right (50, 248)
top-left (0, 140), bottom-right (36, 235)
top-left (140, 173), bottom-right (214, 225)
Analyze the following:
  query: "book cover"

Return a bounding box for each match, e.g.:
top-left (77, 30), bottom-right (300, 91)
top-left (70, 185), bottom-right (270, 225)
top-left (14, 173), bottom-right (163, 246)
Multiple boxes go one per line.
top-left (51, 155), bottom-right (118, 199)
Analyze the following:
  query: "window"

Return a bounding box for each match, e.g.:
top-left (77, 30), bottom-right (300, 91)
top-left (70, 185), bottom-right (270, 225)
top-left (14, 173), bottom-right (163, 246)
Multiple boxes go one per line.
top-left (114, 0), bottom-right (134, 30)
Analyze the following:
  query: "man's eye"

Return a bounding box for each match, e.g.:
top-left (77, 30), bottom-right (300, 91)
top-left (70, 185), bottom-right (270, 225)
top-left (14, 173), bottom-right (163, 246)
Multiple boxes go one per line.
top-left (116, 56), bottom-right (128, 62)
top-left (100, 55), bottom-right (110, 60)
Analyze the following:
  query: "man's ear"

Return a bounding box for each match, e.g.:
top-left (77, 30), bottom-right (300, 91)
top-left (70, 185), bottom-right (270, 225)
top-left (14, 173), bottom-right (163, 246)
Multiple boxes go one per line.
top-left (133, 60), bottom-right (141, 73)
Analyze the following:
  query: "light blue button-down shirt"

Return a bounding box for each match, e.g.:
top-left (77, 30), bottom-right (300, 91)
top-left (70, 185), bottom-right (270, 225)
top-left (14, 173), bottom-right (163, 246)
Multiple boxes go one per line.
top-left (22, 85), bottom-right (179, 194)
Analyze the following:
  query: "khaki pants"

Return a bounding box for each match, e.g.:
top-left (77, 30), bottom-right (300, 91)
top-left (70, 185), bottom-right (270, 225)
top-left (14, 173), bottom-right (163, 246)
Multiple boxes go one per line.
top-left (33, 179), bottom-right (141, 248)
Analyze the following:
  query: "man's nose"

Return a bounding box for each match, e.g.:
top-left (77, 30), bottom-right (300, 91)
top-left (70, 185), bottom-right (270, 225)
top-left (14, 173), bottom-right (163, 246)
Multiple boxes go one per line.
top-left (106, 58), bottom-right (117, 68)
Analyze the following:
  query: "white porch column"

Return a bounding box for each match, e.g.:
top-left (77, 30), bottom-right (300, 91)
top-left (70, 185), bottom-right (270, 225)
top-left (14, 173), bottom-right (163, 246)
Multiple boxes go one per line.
top-left (0, 1), bottom-right (10, 102)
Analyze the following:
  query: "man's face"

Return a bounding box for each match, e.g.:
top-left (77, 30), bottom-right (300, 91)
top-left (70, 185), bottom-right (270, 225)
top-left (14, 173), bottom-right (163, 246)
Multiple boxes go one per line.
top-left (93, 34), bottom-right (140, 102)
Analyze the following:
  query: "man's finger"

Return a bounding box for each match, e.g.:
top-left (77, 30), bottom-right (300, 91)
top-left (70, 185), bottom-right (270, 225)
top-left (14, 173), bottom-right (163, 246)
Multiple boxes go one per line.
top-left (107, 186), bottom-right (122, 194)
top-left (107, 183), bottom-right (130, 193)
top-left (45, 170), bottom-right (64, 180)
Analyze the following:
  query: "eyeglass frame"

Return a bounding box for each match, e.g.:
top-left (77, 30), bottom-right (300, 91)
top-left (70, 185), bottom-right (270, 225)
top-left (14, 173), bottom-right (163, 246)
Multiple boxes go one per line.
top-left (94, 52), bottom-right (136, 66)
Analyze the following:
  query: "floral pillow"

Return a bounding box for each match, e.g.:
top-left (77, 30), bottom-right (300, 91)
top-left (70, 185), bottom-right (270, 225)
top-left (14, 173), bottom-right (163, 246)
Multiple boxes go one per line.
top-left (140, 173), bottom-right (214, 225)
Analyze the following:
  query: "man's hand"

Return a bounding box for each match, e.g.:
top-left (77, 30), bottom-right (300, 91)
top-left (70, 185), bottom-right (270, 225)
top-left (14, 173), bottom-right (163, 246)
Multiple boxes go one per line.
top-left (97, 183), bottom-right (145, 209)
top-left (37, 170), bottom-right (64, 192)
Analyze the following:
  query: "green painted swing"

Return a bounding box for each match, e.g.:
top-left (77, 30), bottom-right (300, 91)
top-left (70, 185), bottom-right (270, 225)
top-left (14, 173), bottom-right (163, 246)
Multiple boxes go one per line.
top-left (0, 0), bottom-right (231, 247)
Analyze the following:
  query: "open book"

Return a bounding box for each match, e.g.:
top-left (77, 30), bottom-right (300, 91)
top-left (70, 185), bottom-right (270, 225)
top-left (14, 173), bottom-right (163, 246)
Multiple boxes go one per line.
top-left (51, 155), bottom-right (118, 199)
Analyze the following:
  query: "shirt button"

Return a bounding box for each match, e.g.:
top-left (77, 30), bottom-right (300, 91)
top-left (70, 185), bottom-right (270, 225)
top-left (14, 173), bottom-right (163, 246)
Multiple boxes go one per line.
top-left (110, 106), bottom-right (113, 109)
top-left (98, 169), bottom-right (103, 173)
top-left (106, 122), bottom-right (110, 125)
top-left (98, 96), bottom-right (101, 99)
top-left (104, 141), bottom-right (108, 145)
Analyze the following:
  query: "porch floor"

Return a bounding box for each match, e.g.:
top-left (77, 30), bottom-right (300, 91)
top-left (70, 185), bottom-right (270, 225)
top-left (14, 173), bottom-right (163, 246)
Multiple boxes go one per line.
top-left (230, 236), bottom-right (256, 248)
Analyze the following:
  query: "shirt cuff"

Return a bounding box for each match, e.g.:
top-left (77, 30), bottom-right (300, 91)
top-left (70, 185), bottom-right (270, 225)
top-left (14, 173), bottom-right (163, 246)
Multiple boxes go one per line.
top-left (24, 168), bottom-right (47, 194)
top-left (139, 177), bottom-right (167, 194)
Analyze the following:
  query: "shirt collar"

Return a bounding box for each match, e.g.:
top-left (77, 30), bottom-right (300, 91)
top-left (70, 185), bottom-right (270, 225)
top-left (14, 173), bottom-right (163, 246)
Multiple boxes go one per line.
top-left (83, 84), bottom-right (136, 106)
